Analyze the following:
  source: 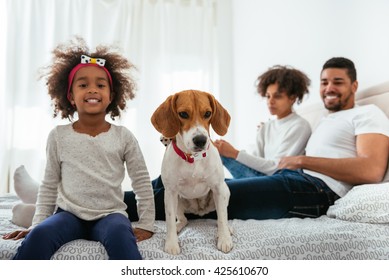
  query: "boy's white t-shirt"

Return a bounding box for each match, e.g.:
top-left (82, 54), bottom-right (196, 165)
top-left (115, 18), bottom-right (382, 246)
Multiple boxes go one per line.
top-left (237, 112), bottom-right (312, 175)
top-left (304, 104), bottom-right (389, 197)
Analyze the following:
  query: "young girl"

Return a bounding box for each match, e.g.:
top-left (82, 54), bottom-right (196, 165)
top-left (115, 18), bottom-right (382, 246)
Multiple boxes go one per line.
top-left (3, 37), bottom-right (155, 260)
top-left (214, 65), bottom-right (311, 178)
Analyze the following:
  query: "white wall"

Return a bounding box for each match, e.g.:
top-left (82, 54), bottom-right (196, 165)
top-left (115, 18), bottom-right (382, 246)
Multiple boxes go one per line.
top-left (227, 0), bottom-right (389, 150)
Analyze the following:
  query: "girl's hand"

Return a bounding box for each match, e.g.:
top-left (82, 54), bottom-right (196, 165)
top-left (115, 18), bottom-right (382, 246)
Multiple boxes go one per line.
top-left (2, 229), bottom-right (30, 240)
top-left (133, 228), bottom-right (153, 242)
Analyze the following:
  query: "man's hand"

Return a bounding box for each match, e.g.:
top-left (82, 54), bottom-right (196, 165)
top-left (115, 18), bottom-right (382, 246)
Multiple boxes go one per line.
top-left (133, 227), bottom-right (153, 242)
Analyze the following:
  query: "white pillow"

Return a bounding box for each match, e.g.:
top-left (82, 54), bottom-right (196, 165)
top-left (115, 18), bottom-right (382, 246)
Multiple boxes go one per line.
top-left (327, 182), bottom-right (389, 223)
top-left (12, 203), bottom-right (36, 228)
top-left (14, 165), bottom-right (39, 204)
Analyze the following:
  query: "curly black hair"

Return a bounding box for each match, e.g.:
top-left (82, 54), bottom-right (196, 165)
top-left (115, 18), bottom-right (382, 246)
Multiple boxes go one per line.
top-left (255, 65), bottom-right (311, 104)
top-left (39, 37), bottom-right (136, 120)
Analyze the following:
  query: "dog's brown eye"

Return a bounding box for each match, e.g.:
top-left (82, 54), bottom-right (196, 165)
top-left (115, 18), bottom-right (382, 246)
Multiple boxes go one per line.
top-left (204, 111), bottom-right (212, 118)
top-left (178, 112), bottom-right (189, 119)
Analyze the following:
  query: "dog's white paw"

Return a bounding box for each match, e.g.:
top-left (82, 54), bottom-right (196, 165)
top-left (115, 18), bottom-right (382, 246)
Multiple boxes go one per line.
top-left (176, 219), bottom-right (188, 233)
top-left (217, 234), bottom-right (233, 253)
top-left (229, 225), bottom-right (234, 235)
top-left (164, 239), bottom-right (181, 255)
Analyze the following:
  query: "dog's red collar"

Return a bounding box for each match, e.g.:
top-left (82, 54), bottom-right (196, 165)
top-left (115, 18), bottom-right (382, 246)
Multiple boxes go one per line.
top-left (172, 141), bottom-right (207, 163)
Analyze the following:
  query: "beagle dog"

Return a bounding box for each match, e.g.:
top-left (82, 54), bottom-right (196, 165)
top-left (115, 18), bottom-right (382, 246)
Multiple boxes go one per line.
top-left (151, 89), bottom-right (233, 255)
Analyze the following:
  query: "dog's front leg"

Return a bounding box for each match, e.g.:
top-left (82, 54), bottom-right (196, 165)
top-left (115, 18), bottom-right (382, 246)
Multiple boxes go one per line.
top-left (176, 198), bottom-right (188, 233)
top-left (164, 188), bottom-right (181, 255)
top-left (213, 182), bottom-right (233, 253)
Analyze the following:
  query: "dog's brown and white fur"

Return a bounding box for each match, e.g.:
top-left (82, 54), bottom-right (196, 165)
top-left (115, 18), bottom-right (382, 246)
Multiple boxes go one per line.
top-left (151, 90), bottom-right (232, 255)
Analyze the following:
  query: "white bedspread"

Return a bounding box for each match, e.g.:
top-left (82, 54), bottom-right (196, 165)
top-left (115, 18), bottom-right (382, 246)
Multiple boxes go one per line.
top-left (1, 194), bottom-right (389, 260)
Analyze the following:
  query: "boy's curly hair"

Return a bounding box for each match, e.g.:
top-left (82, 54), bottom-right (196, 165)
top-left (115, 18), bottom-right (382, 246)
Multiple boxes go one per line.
top-left (40, 37), bottom-right (136, 120)
top-left (255, 65), bottom-right (311, 104)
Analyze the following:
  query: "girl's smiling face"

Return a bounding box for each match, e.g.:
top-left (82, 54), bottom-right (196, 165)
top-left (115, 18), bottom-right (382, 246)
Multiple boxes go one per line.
top-left (69, 66), bottom-right (112, 117)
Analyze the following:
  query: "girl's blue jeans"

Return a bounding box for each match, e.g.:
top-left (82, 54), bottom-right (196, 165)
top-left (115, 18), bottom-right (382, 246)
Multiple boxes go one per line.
top-left (125, 169), bottom-right (339, 221)
top-left (13, 209), bottom-right (141, 260)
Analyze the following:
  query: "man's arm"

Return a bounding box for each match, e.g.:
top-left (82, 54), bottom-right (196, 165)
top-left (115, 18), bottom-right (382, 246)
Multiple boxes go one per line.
top-left (278, 133), bottom-right (389, 185)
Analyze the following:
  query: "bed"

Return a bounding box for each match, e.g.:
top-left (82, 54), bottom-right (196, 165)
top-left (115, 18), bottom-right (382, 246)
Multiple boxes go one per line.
top-left (1, 81), bottom-right (389, 260)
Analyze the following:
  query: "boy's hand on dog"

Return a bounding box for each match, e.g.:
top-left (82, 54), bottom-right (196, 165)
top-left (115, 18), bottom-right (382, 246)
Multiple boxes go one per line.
top-left (2, 229), bottom-right (30, 240)
top-left (133, 227), bottom-right (153, 242)
top-left (214, 139), bottom-right (239, 159)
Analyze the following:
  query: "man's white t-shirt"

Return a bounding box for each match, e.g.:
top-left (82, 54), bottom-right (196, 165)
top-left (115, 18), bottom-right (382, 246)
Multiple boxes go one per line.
top-left (304, 104), bottom-right (389, 197)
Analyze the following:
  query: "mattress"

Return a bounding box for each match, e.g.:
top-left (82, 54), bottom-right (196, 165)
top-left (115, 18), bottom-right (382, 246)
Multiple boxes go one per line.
top-left (1, 194), bottom-right (389, 260)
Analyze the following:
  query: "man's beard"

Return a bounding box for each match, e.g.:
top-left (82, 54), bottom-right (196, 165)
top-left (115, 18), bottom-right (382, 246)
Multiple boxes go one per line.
top-left (324, 91), bottom-right (353, 112)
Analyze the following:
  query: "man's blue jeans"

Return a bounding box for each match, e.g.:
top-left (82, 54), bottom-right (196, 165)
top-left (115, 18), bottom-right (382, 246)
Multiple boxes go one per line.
top-left (124, 169), bottom-right (339, 221)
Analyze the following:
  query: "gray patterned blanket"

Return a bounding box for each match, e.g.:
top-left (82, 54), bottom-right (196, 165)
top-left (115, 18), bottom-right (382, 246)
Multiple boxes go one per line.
top-left (1, 194), bottom-right (389, 260)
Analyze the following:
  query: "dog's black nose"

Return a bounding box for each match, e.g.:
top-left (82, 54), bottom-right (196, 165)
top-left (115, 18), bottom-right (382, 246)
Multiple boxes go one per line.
top-left (193, 135), bottom-right (207, 148)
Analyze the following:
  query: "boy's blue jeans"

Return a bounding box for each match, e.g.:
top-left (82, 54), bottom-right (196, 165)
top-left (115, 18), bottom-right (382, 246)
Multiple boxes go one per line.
top-left (221, 156), bottom-right (266, 178)
top-left (125, 169), bottom-right (339, 221)
top-left (13, 210), bottom-right (141, 260)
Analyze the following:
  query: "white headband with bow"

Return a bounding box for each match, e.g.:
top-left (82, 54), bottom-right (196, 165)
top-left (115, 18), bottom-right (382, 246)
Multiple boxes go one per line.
top-left (80, 54), bottom-right (106, 66)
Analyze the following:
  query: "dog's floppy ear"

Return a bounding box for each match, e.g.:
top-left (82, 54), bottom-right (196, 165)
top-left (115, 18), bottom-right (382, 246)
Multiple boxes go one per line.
top-left (208, 94), bottom-right (231, 136)
top-left (151, 95), bottom-right (180, 138)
